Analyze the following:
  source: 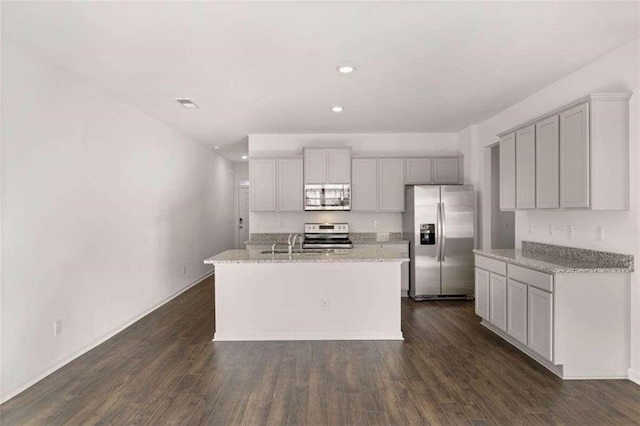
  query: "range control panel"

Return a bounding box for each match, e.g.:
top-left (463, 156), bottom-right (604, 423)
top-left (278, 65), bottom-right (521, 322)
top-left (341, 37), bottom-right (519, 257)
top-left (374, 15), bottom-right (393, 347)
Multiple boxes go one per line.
top-left (304, 223), bottom-right (349, 233)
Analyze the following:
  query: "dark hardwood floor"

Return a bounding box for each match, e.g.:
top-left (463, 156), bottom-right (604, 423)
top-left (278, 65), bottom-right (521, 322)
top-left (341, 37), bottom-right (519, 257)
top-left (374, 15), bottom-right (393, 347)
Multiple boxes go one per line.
top-left (1, 275), bottom-right (638, 425)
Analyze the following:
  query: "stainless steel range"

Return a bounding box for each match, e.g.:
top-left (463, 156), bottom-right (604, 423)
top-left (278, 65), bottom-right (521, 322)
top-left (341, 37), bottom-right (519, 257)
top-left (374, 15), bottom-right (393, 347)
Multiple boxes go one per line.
top-left (303, 223), bottom-right (353, 249)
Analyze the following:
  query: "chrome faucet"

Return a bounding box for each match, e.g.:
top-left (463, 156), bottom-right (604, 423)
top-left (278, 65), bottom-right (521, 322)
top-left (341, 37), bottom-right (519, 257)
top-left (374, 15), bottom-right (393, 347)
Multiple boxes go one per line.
top-left (288, 233), bottom-right (299, 255)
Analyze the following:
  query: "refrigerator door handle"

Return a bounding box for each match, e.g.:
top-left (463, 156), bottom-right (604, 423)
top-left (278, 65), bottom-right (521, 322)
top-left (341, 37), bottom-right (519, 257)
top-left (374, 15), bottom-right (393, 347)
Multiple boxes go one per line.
top-left (436, 202), bottom-right (442, 261)
top-left (441, 202), bottom-right (446, 261)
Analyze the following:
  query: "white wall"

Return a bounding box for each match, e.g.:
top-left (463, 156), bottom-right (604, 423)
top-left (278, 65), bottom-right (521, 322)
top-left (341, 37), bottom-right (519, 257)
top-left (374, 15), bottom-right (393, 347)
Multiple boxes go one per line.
top-left (464, 38), bottom-right (640, 383)
top-left (248, 133), bottom-right (460, 233)
top-left (1, 41), bottom-right (235, 402)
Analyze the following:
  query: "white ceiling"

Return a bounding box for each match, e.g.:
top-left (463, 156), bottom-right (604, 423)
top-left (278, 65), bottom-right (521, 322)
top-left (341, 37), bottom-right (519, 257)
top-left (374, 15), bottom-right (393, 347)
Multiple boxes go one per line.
top-left (3, 1), bottom-right (639, 161)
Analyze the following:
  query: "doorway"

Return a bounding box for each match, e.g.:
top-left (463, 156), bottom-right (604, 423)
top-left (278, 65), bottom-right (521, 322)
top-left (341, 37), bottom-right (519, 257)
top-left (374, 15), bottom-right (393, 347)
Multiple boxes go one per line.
top-left (237, 181), bottom-right (250, 249)
top-left (490, 144), bottom-right (515, 249)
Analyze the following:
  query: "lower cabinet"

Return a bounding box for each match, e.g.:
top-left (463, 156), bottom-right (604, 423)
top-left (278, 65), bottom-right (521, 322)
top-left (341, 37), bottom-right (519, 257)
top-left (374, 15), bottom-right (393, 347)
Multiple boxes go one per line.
top-left (507, 279), bottom-right (527, 344)
top-left (489, 273), bottom-right (507, 331)
top-left (475, 268), bottom-right (490, 320)
top-left (528, 286), bottom-right (553, 361)
top-left (475, 253), bottom-right (630, 379)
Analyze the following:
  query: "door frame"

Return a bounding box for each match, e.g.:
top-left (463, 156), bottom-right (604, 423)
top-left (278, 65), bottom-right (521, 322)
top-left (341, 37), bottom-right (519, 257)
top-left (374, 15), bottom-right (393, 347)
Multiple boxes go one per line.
top-left (235, 176), bottom-right (249, 249)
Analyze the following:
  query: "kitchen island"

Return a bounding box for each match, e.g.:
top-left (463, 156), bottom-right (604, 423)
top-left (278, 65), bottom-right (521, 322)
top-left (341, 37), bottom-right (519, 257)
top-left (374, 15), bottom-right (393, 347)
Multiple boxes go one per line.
top-left (204, 247), bottom-right (408, 341)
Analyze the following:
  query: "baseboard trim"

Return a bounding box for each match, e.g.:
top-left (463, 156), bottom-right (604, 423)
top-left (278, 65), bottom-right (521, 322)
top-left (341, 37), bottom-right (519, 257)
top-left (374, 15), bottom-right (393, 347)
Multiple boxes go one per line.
top-left (629, 369), bottom-right (640, 385)
top-left (0, 270), bottom-right (214, 404)
top-left (213, 331), bottom-right (404, 341)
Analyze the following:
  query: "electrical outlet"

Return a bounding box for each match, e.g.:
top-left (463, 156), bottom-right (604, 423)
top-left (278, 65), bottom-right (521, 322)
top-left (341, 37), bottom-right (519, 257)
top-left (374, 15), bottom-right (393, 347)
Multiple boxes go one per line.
top-left (528, 225), bottom-right (534, 235)
top-left (567, 225), bottom-right (574, 239)
top-left (548, 225), bottom-right (555, 236)
top-left (183, 266), bottom-right (187, 275)
top-left (54, 319), bottom-right (62, 336)
top-left (374, 220), bottom-right (379, 228)
top-left (596, 226), bottom-right (604, 242)
top-left (321, 298), bottom-right (329, 311)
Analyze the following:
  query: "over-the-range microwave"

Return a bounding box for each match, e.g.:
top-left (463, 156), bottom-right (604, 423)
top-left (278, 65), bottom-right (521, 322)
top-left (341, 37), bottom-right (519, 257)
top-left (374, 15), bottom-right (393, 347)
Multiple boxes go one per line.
top-left (304, 184), bottom-right (351, 211)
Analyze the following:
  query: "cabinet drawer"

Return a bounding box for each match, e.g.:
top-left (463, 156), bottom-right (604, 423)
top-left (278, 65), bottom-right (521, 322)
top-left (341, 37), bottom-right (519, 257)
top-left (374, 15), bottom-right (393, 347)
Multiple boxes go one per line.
top-left (475, 255), bottom-right (507, 276)
top-left (508, 264), bottom-right (553, 292)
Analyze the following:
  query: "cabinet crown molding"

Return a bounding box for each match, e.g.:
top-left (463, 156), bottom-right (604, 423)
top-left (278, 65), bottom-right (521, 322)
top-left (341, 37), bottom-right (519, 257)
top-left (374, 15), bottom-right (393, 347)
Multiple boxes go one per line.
top-left (497, 92), bottom-right (633, 138)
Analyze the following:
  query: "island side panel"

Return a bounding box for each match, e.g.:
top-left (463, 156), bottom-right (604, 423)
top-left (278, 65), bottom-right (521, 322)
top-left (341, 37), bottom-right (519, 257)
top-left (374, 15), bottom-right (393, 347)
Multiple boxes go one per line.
top-left (213, 262), bottom-right (403, 341)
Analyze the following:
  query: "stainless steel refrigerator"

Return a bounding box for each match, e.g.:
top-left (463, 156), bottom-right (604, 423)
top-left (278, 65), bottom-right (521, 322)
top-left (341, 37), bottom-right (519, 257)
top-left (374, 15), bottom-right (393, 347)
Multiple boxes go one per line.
top-left (403, 185), bottom-right (475, 300)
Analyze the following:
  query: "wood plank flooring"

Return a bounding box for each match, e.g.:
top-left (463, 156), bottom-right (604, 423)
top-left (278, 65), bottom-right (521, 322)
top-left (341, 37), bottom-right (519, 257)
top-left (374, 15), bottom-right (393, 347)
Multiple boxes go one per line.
top-left (1, 275), bottom-right (638, 425)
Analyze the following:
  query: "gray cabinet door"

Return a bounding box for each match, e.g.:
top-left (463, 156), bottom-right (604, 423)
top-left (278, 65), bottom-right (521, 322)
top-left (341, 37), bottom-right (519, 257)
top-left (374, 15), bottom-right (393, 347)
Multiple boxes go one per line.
top-left (328, 148), bottom-right (351, 183)
top-left (475, 268), bottom-right (490, 320)
top-left (489, 273), bottom-right (507, 331)
top-left (536, 115), bottom-right (560, 208)
top-left (507, 279), bottom-right (527, 344)
top-left (304, 148), bottom-right (327, 184)
top-left (528, 286), bottom-right (553, 362)
top-left (433, 158), bottom-right (461, 184)
top-left (499, 133), bottom-right (516, 210)
top-left (249, 158), bottom-right (277, 211)
top-left (560, 103), bottom-right (590, 208)
top-left (516, 125), bottom-right (536, 209)
top-left (405, 158), bottom-right (432, 184)
top-left (351, 158), bottom-right (378, 211)
top-left (277, 158), bottom-right (303, 211)
top-left (378, 158), bottom-right (405, 212)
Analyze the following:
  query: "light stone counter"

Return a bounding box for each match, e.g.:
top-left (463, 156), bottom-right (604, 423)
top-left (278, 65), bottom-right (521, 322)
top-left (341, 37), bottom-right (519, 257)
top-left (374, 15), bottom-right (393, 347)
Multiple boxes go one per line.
top-left (205, 247), bottom-right (409, 264)
top-left (473, 241), bottom-right (633, 273)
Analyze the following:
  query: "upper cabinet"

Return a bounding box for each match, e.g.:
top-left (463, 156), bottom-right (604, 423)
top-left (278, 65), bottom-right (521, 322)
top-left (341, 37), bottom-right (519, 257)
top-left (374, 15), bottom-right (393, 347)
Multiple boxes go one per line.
top-left (560, 103), bottom-right (590, 209)
top-left (352, 158), bottom-right (378, 211)
top-left (405, 157), bottom-right (462, 185)
top-left (499, 92), bottom-right (631, 211)
top-left (378, 158), bottom-right (405, 212)
top-left (499, 133), bottom-right (516, 211)
top-left (250, 158), bottom-right (277, 211)
top-left (303, 148), bottom-right (327, 183)
top-left (432, 157), bottom-right (462, 184)
top-left (250, 157), bottom-right (304, 212)
top-left (352, 158), bottom-right (405, 212)
top-left (535, 115), bottom-right (560, 209)
top-left (515, 125), bottom-right (536, 209)
top-left (278, 158), bottom-right (304, 211)
top-left (304, 147), bottom-right (351, 184)
top-left (405, 158), bottom-right (432, 184)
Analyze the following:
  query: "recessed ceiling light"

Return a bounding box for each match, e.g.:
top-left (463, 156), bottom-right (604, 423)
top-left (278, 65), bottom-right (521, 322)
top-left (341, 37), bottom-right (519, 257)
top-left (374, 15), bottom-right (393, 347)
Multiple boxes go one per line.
top-left (241, 155), bottom-right (248, 160)
top-left (337, 65), bottom-right (355, 74)
top-left (176, 98), bottom-right (199, 109)
top-left (214, 146), bottom-right (220, 150)
top-left (332, 106), bottom-right (344, 113)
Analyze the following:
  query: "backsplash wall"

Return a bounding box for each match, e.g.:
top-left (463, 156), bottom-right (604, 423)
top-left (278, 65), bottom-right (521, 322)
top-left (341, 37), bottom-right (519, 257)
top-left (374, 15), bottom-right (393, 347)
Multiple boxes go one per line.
top-left (250, 211), bottom-right (402, 233)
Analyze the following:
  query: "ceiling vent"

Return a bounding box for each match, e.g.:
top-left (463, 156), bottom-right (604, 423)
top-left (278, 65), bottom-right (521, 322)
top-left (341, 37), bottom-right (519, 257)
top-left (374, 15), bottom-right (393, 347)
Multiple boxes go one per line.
top-left (176, 98), bottom-right (199, 109)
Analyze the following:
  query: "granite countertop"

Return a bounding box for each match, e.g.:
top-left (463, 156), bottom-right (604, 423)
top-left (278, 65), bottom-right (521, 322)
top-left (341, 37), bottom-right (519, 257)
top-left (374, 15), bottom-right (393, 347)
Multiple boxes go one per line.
top-left (352, 239), bottom-right (409, 245)
top-left (204, 247), bottom-right (410, 264)
top-left (473, 241), bottom-right (633, 273)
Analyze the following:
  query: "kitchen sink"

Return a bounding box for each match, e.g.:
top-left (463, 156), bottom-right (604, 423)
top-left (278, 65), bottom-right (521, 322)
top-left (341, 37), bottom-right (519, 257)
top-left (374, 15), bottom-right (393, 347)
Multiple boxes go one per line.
top-left (259, 249), bottom-right (332, 255)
